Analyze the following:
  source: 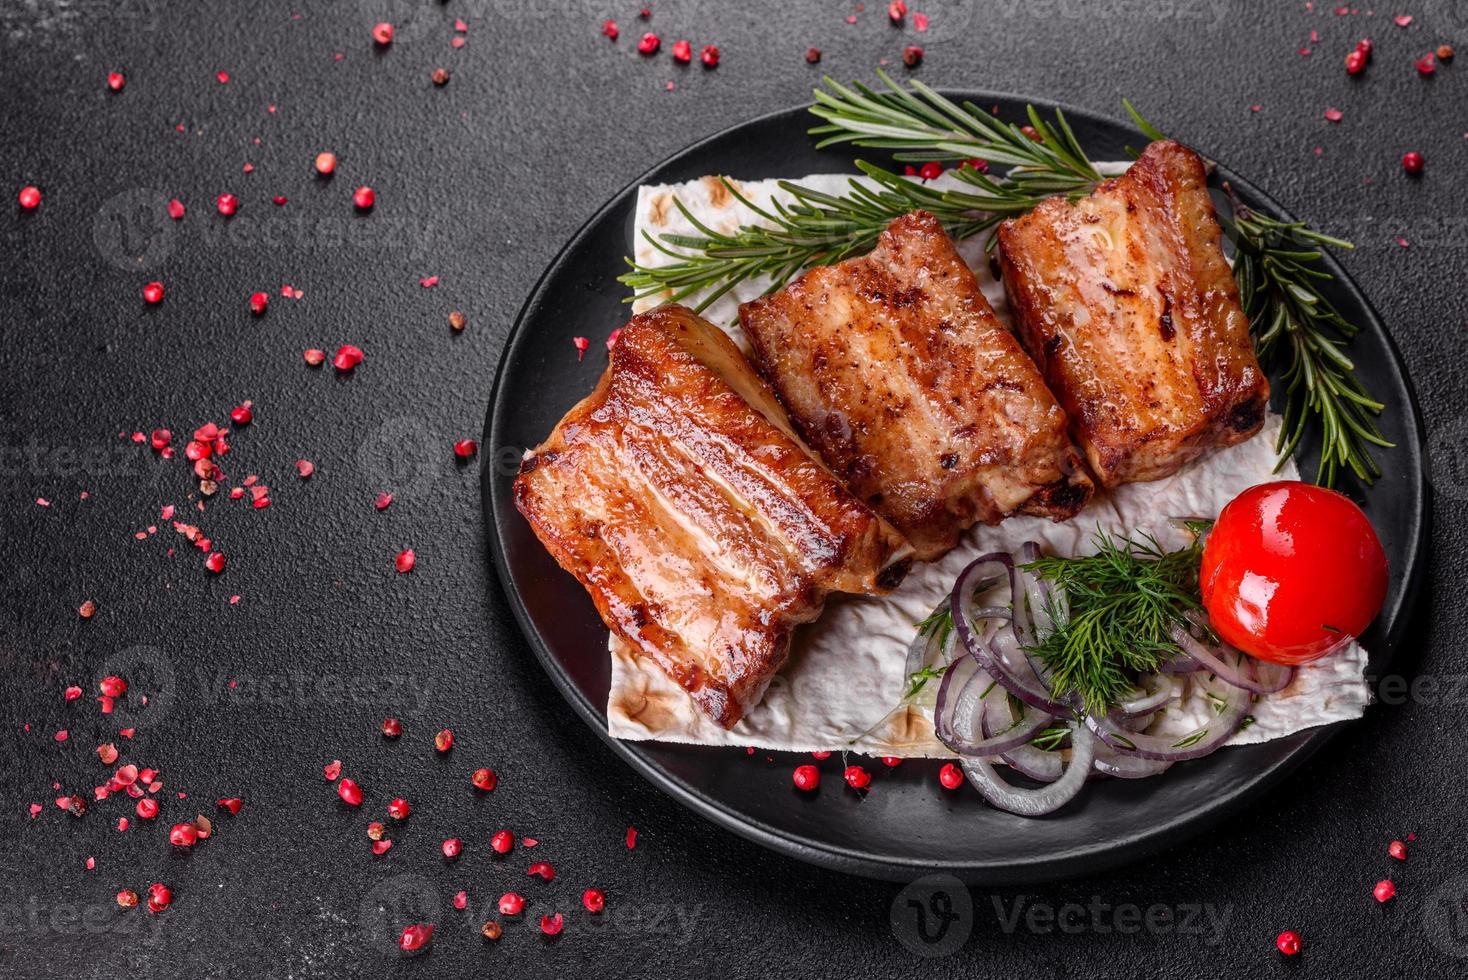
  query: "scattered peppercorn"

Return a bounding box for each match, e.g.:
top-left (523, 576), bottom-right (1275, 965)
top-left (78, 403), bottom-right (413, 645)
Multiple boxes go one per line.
top-left (1402, 151), bottom-right (1425, 175)
top-left (1276, 930), bottom-right (1301, 955)
top-left (432, 68), bottom-right (450, 86)
top-left (398, 924), bottom-right (433, 952)
top-left (146, 883), bottom-right (172, 914)
top-left (902, 46), bottom-right (923, 68)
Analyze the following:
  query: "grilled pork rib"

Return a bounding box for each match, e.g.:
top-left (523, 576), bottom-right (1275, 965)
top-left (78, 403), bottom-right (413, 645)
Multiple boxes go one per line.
top-left (738, 210), bottom-right (1093, 561)
top-left (997, 140), bottom-right (1269, 487)
top-left (514, 305), bottom-right (912, 728)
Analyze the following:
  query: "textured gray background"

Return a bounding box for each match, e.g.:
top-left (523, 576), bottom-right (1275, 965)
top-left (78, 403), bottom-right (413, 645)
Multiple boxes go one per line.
top-left (1, 1), bottom-right (1464, 977)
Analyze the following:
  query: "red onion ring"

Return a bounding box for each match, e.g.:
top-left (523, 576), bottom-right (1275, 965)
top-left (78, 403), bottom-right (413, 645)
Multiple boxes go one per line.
top-left (1093, 742), bottom-right (1175, 779)
top-left (950, 555), bottom-right (1072, 715)
top-left (934, 658), bottom-right (1055, 757)
top-left (1083, 667), bottom-right (1253, 762)
top-left (1169, 624), bottom-right (1294, 695)
top-left (960, 723), bottom-right (1096, 816)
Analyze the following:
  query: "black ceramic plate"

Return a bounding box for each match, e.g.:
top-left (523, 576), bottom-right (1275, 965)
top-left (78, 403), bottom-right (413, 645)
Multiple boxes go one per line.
top-left (484, 95), bottom-right (1428, 883)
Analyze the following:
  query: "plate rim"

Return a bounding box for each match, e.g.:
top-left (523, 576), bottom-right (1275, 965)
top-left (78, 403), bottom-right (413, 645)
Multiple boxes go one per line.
top-left (483, 93), bottom-right (1430, 883)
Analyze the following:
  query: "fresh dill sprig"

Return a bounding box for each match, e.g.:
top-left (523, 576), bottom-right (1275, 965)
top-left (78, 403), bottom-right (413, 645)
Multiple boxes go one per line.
top-left (1029, 724), bottom-right (1071, 752)
top-left (904, 664), bottom-right (946, 700)
top-left (1222, 185), bottom-right (1392, 486)
top-left (915, 596), bottom-right (954, 647)
top-left (1022, 531), bottom-right (1205, 715)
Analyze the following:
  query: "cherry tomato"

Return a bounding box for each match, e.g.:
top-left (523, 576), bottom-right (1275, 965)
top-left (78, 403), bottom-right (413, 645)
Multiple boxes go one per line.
top-left (1200, 481), bottom-right (1387, 665)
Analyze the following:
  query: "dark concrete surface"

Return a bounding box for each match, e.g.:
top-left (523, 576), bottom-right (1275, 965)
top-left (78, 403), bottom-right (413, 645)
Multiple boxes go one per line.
top-left (1, 1), bottom-right (1465, 977)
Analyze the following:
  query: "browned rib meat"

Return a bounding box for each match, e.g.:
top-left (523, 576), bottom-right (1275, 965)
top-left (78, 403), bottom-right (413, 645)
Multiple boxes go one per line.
top-left (996, 140), bottom-right (1270, 487)
top-left (737, 210), bottom-right (1093, 562)
top-left (514, 305), bottom-right (912, 728)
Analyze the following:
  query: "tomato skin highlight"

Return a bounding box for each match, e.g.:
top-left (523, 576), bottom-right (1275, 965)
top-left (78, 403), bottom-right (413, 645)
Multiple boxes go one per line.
top-left (1200, 481), bottom-right (1388, 664)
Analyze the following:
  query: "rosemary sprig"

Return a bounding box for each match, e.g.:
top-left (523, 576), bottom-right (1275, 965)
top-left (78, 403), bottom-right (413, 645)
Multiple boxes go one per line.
top-left (1022, 531), bottom-right (1204, 714)
top-left (618, 73), bottom-right (1105, 311)
top-left (808, 71), bottom-right (1102, 190)
top-left (1222, 187), bottom-right (1392, 486)
top-left (618, 170), bottom-right (994, 313)
top-left (618, 71), bottom-right (1389, 487)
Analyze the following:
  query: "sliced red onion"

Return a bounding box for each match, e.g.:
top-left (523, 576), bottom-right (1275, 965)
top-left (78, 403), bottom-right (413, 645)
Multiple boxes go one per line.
top-left (1161, 657), bottom-right (1203, 674)
top-left (960, 723), bottom-right (1096, 816)
top-left (1169, 624), bottom-right (1294, 695)
top-left (999, 743), bottom-right (1065, 782)
top-left (1093, 742), bottom-right (1174, 779)
top-left (1114, 678), bottom-right (1175, 718)
top-left (981, 691), bottom-right (1067, 782)
top-left (934, 658), bottom-right (1054, 757)
top-left (1083, 669), bottom-right (1252, 762)
top-left (951, 558), bottom-right (1072, 716)
top-left (1121, 711), bottom-right (1158, 732)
